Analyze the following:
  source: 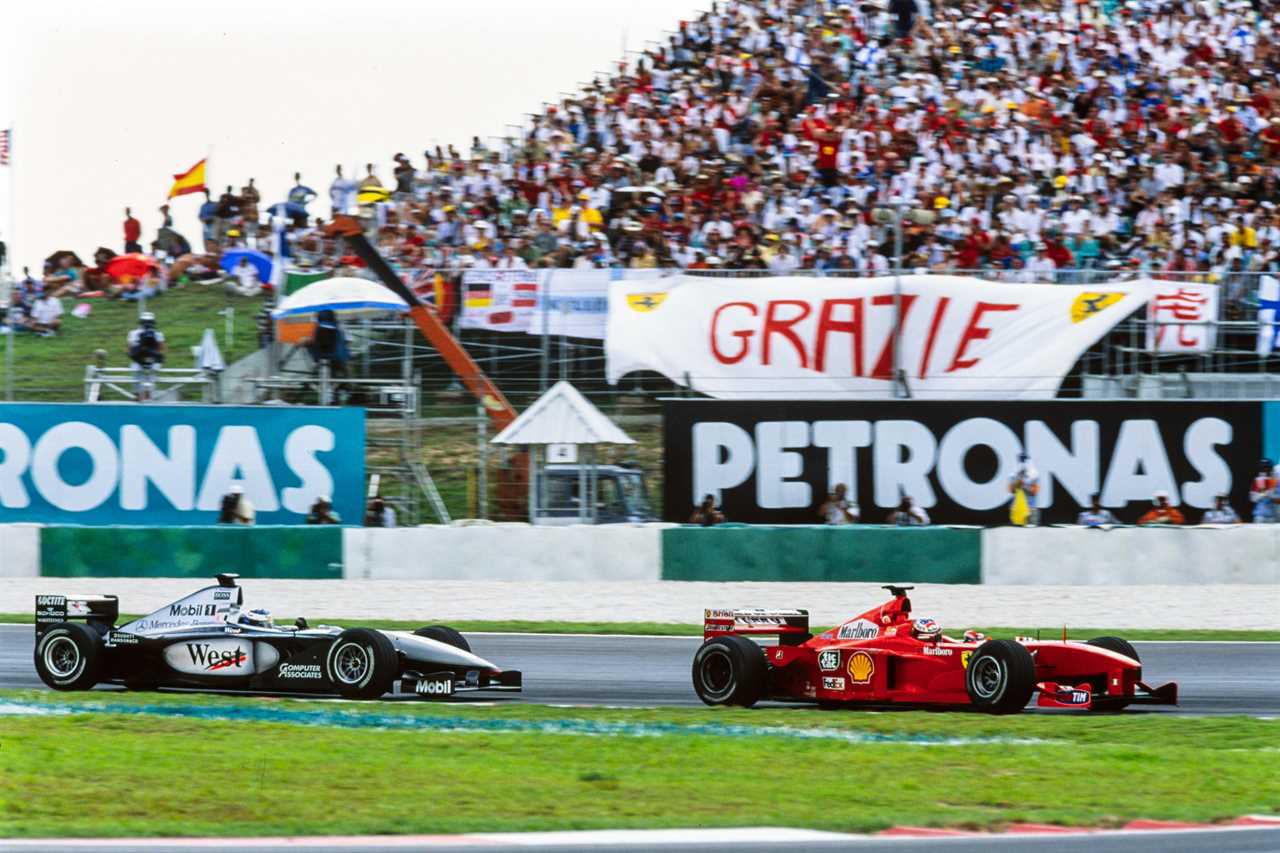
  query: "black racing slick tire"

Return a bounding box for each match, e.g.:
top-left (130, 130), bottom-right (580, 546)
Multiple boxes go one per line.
top-left (965, 639), bottom-right (1035, 714)
top-left (692, 635), bottom-right (767, 708)
top-left (1086, 636), bottom-right (1141, 671)
top-left (325, 628), bottom-right (397, 699)
top-left (1087, 636), bottom-right (1141, 711)
top-left (414, 625), bottom-right (471, 652)
top-left (33, 622), bottom-right (101, 691)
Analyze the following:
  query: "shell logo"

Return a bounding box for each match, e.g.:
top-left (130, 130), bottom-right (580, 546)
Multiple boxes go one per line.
top-left (847, 651), bottom-right (875, 685)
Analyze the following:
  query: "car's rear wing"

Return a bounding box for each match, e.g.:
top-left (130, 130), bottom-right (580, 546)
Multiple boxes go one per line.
top-left (704, 608), bottom-right (810, 641)
top-left (35, 594), bottom-right (119, 639)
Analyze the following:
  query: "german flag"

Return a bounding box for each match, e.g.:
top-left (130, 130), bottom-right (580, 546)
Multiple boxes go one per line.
top-left (168, 158), bottom-right (207, 199)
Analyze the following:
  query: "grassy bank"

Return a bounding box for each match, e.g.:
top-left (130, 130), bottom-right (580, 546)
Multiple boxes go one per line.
top-left (1, 613), bottom-right (1275, 641)
top-left (8, 285), bottom-right (265, 401)
top-left (0, 691), bottom-right (1276, 837)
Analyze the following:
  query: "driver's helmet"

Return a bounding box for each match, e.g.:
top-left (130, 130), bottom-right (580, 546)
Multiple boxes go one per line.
top-left (239, 607), bottom-right (273, 629)
top-left (912, 617), bottom-right (941, 641)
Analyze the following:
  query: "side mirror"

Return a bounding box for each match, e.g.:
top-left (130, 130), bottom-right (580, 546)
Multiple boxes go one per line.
top-left (295, 617), bottom-right (309, 630)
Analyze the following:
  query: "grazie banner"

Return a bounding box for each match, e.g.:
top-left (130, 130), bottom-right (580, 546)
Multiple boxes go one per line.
top-left (663, 399), bottom-right (1263, 525)
top-left (0, 404), bottom-right (365, 525)
top-left (607, 274), bottom-right (1152, 399)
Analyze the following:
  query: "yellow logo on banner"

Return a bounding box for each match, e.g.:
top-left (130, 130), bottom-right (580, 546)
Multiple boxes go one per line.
top-left (847, 651), bottom-right (875, 684)
top-left (1070, 292), bottom-right (1124, 324)
top-left (627, 292), bottom-right (668, 312)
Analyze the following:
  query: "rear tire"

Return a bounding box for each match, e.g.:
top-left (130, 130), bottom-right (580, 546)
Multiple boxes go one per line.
top-left (1087, 636), bottom-right (1141, 711)
top-left (413, 625), bottom-right (471, 652)
top-left (692, 635), bottom-right (767, 707)
top-left (965, 639), bottom-right (1035, 714)
top-left (34, 623), bottom-right (101, 691)
top-left (325, 628), bottom-right (397, 699)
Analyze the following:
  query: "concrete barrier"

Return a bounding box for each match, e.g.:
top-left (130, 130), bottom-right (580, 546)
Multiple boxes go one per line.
top-left (342, 524), bottom-right (666, 582)
top-left (38, 526), bottom-right (344, 579)
top-left (661, 525), bottom-right (982, 583)
top-left (0, 524), bottom-right (41, 578)
top-left (4, 523), bottom-right (1279, 587)
top-left (982, 526), bottom-right (1280, 585)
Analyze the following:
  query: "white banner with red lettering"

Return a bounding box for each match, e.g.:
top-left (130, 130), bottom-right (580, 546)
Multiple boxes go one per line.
top-left (1144, 282), bottom-right (1220, 353)
top-left (605, 274), bottom-right (1156, 399)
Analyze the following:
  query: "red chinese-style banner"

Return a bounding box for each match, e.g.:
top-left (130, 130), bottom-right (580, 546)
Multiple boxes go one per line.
top-left (1144, 282), bottom-right (1219, 354)
top-left (607, 274), bottom-right (1159, 400)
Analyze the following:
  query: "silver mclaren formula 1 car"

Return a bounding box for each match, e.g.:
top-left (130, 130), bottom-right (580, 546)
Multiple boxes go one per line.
top-left (33, 574), bottom-right (521, 700)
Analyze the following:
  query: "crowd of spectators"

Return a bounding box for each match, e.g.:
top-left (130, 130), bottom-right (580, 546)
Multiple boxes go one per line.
top-left (13, 0), bottom-right (1280, 336)
top-left (264, 0), bottom-right (1280, 319)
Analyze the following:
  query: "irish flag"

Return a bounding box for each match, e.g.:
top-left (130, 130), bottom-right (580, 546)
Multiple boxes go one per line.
top-left (168, 158), bottom-right (207, 199)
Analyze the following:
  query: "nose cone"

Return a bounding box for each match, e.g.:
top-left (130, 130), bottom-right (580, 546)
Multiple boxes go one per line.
top-left (383, 631), bottom-right (502, 671)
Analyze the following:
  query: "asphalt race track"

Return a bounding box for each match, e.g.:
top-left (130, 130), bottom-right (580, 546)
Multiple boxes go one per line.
top-left (2, 624), bottom-right (1277, 715)
top-left (3, 625), bottom-right (1278, 853)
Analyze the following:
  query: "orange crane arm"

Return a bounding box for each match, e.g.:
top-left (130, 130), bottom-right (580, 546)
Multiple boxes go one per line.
top-left (323, 215), bottom-right (517, 430)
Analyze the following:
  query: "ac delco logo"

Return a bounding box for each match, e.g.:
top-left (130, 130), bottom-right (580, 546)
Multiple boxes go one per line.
top-left (187, 643), bottom-right (247, 672)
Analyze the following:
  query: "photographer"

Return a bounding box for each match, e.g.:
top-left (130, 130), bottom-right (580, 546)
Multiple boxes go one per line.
top-left (126, 311), bottom-right (166, 401)
top-left (306, 496), bottom-right (341, 525)
top-left (217, 485), bottom-right (255, 525)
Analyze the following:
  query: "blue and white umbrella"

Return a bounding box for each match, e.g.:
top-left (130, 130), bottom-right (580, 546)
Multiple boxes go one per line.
top-left (270, 276), bottom-right (410, 319)
top-left (220, 249), bottom-right (273, 282)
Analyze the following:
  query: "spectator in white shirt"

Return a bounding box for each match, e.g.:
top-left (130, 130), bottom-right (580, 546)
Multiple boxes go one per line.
top-left (30, 294), bottom-right (63, 337)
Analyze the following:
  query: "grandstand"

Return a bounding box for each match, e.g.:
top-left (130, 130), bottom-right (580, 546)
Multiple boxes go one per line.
top-left (5, 0), bottom-right (1280, 521)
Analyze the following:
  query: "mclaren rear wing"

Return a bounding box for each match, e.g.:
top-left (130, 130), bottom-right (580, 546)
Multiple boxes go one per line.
top-left (704, 608), bottom-right (810, 642)
top-left (35, 594), bottom-right (119, 639)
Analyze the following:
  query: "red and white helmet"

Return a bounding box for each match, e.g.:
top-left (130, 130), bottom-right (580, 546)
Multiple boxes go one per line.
top-left (912, 617), bottom-right (941, 641)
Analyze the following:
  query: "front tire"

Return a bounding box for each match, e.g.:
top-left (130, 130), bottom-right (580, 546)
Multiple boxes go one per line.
top-left (965, 639), bottom-right (1035, 714)
top-left (413, 625), bottom-right (471, 652)
top-left (325, 628), bottom-right (397, 699)
top-left (34, 623), bottom-right (101, 691)
top-left (692, 635), bottom-right (767, 707)
top-left (1087, 636), bottom-right (1141, 711)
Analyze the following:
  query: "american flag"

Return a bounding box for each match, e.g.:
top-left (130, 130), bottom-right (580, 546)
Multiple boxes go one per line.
top-left (0, 128), bottom-right (9, 166)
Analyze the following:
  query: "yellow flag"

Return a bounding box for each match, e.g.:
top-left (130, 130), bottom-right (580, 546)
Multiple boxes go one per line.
top-left (1010, 488), bottom-right (1031, 526)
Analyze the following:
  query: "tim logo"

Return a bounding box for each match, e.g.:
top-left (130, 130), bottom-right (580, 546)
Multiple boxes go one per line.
top-left (187, 644), bottom-right (247, 672)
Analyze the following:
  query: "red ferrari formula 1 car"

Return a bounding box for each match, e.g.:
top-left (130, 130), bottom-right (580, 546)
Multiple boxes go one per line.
top-left (692, 586), bottom-right (1177, 713)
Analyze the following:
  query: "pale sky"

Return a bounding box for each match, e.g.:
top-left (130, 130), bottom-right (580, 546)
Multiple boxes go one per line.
top-left (0, 0), bottom-right (702, 275)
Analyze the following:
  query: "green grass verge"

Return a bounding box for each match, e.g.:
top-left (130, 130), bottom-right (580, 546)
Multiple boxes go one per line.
top-left (0, 689), bottom-right (1276, 837)
top-left (7, 285), bottom-right (265, 400)
top-left (0, 613), bottom-right (1275, 640)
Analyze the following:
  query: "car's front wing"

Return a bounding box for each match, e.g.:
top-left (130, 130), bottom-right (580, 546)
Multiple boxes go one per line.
top-left (398, 670), bottom-right (522, 699)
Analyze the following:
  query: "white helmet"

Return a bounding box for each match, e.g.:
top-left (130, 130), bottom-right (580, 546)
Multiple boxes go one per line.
top-left (912, 617), bottom-right (941, 641)
top-left (239, 608), bottom-right (273, 629)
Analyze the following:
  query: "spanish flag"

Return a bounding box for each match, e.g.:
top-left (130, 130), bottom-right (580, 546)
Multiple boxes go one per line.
top-left (168, 158), bottom-right (207, 199)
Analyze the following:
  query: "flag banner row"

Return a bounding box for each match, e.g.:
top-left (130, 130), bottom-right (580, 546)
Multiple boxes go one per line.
top-left (459, 269), bottom-right (662, 339)
top-left (1258, 274), bottom-right (1280, 357)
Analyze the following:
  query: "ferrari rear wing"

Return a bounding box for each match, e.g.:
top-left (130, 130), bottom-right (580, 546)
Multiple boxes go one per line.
top-left (704, 608), bottom-right (809, 641)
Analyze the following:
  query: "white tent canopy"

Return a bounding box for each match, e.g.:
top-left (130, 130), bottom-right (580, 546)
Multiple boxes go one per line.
top-left (491, 381), bottom-right (634, 446)
top-left (196, 328), bottom-right (226, 372)
top-left (271, 276), bottom-right (409, 319)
